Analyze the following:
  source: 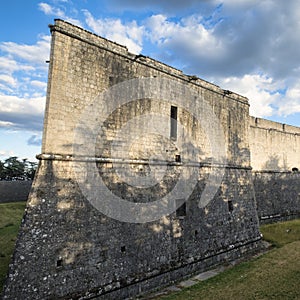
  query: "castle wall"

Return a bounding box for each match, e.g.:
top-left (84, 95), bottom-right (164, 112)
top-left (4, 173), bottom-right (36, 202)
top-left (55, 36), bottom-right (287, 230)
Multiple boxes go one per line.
top-left (3, 20), bottom-right (263, 299)
top-left (250, 117), bottom-right (300, 223)
top-left (250, 117), bottom-right (300, 172)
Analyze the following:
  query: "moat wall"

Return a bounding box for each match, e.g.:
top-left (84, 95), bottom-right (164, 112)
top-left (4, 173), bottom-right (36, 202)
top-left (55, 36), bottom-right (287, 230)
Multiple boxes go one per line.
top-left (3, 19), bottom-right (263, 299)
top-left (0, 181), bottom-right (31, 203)
top-left (250, 117), bottom-right (300, 223)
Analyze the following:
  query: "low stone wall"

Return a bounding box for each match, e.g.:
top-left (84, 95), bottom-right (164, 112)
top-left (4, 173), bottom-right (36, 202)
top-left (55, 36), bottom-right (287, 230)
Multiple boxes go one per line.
top-left (253, 171), bottom-right (300, 224)
top-left (0, 181), bottom-right (32, 203)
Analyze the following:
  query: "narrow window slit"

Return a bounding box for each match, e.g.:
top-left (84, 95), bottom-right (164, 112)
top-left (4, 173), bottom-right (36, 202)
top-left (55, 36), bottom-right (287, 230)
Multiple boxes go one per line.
top-left (56, 258), bottom-right (63, 267)
top-left (228, 200), bottom-right (233, 212)
top-left (176, 199), bottom-right (186, 217)
top-left (170, 106), bottom-right (178, 140)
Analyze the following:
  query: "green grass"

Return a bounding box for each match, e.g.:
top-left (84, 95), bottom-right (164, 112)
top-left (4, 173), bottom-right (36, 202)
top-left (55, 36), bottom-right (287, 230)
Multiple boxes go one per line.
top-left (0, 202), bottom-right (26, 291)
top-left (155, 219), bottom-right (300, 300)
top-left (260, 219), bottom-right (300, 247)
top-left (0, 203), bottom-right (299, 299)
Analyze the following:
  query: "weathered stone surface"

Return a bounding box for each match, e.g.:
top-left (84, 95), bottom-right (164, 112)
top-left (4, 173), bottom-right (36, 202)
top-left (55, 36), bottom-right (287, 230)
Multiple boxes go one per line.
top-left (249, 117), bottom-right (300, 223)
top-left (253, 172), bottom-right (300, 223)
top-left (249, 117), bottom-right (300, 172)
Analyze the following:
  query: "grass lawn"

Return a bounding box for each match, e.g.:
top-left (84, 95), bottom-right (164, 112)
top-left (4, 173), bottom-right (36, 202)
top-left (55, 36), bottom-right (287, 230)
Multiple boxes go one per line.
top-left (0, 202), bottom-right (26, 291)
top-left (0, 202), bottom-right (299, 299)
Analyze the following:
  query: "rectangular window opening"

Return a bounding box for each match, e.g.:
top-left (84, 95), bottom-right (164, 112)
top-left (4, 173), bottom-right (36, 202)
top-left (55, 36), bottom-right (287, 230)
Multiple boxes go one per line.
top-left (228, 200), bottom-right (234, 212)
top-left (56, 258), bottom-right (63, 267)
top-left (170, 106), bottom-right (178, 140)
top-left (176, 199), bottom-right (186, 217)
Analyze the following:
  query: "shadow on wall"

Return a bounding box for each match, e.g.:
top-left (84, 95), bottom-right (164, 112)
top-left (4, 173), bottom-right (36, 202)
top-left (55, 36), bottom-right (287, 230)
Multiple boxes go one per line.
top-left (253, 163), bottom-right (300, 224)
top-left (262, 154), bottom-right (290, 171)
top-left (263, 155), bottom-right (280, 171)
top-left (228, 132), bottom-right (250, 166)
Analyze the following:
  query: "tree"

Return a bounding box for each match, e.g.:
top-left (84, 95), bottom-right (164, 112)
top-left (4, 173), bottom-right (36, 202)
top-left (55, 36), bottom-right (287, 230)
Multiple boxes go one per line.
top-left (0, 160), bottom-right (5, 180)
top-left (4, 156), bottom-right (25, 179)
top-left (25, 161), bottom-right (38, 180)
top-left (0, 156), bottom-right (38, 180)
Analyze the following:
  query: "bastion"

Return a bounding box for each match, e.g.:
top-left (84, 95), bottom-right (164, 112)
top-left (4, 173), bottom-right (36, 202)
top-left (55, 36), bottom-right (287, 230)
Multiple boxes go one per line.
top-left (3, 19), bottom-right (299, 299)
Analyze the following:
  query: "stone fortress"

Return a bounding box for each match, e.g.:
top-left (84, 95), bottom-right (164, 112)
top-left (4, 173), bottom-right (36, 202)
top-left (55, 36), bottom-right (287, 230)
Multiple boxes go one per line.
top-left (3, 19), bottom-right (300, 299)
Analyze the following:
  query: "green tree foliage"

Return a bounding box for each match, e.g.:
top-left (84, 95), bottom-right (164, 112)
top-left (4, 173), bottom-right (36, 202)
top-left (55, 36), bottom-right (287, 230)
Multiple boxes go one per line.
top-left (0, 157), bottom-right (37, 180)
top-left (0, 160), bottom-right (5, 180)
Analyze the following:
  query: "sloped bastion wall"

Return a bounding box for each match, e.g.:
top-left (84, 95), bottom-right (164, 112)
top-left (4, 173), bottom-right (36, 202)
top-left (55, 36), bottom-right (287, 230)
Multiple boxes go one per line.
top-left (3, 19), bottom-right (266, 299)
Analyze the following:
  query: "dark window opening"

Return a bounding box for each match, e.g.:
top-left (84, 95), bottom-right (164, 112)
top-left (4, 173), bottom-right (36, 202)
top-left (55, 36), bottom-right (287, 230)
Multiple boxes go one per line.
top-left (292, 167), bottom-right (299, 172)
top-left (175, 154), bottom-right (181, 162)
top-left (228, 200), bottom-right (233, 212)
top-left (170, 106), bottom-right (178, 140)
top-left (176, 199), bottom-right (186, 217)
top-left (56, 258), bottom-right (63, 267)
top-left (121, 246), bottom-right (126, 253)
top-left (194, 230), bottom-right (198, 236)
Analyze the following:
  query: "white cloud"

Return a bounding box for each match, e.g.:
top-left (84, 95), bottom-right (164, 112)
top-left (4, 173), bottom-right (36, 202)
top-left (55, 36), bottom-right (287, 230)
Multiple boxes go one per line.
top-left (0, 35), bottom-right (51, 66)
top-left (146, 14), bottom-right (220, 58)
top-left (0, 121), bottom-right (14, 128)
top-left (0, 74), bottom-right (17, 87)
top-left (0, 95), bottom-right (45, 115)
top-left (30, 80), bottom-right (47, 89)
top-left (216, 74), bottom-right (300, 119)
top-left (27, 134), bottom-right (42, 146)
top-left (38, 2), bottom-right (53, 14)
top-left (0, 56), bottom-right (35, 74)
top-left (217, 74), bottom-right (283, 117)
top-left (0, 95), bottom-right (45, 131)
top-left (0, 34), bottom-right (50, 106)
top-left (83, 10), bottom-right (144, 54)
top-left (38, 2), bottom-right (83, 27)
top-left (278, 83), bottom-right (300, 116)
top-left (0, 84), bottom-right (13, 94)
top-left (0, 150), bottom-right (14, 157)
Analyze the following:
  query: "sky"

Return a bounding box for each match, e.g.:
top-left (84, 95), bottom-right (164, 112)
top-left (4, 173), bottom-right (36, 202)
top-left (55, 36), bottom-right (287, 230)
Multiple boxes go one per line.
top-left (0, 0), bottom-right (300, 162)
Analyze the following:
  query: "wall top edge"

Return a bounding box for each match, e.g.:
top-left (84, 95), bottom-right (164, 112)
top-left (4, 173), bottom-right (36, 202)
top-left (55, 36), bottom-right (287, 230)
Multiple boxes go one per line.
top-left (49, 19), bottom-right (249, 104)
top-left (250, 116), bottom-right (300, 133)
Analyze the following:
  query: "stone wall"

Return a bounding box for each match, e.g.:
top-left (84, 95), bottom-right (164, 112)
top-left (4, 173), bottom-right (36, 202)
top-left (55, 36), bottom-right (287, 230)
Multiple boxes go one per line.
top-left (250, 117), bottom-right (300, 172)
top-left (0, 181), bottom-right (32, 203)
top-left (253, 172), bottom-right (300, 223)
top-left (250, 117), bottom-right (300, 223)
top-left (3, 19), bottom-right (263, 299)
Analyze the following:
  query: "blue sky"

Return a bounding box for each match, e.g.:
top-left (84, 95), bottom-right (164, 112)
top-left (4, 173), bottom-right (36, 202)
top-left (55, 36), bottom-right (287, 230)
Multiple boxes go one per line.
top-left (0, 0), bottom-right (300, 161)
